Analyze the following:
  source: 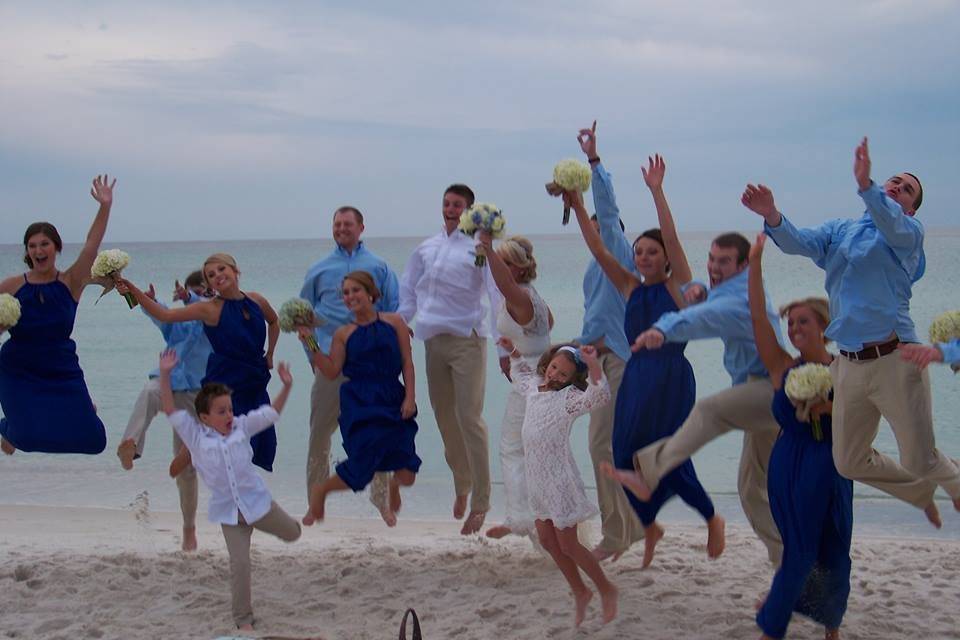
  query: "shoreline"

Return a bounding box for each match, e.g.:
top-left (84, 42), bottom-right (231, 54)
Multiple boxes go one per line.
top-left (3, 504), bottom-right (959, 640)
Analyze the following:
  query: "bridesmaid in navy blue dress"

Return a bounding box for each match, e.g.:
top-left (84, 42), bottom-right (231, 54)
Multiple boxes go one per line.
top-left (0, 176), bottom-right (116, 455)
top-left (303, 270), bottom-right (420, 527)
top-left (117, 253), bottom-right (279, 471)
top-left (568, 156), bottom-right (725, 568)
top-left (748, 234), bottom-right (850, 640)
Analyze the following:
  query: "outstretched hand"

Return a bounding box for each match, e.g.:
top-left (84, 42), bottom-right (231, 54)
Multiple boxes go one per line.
top-left (562, 189), bottom-right (585, 212)
top-left (114, 277), bottom-right (137, 296)
top-left (277, 361), bottom-right (293, 386)
top-left (159, 348), bottom-right (178, 373)
top-left (497, 336), bottom-right (518, 357)
top-left (854, 136), bottom-right (872, 191)
top-left (477, 229), bottom-right (494, 250)
top-left (749, 233), bottom-right (767, 262)
top-left (145, 283), bottom-right (157, 301)
top-left (641, 154), bottom-right (666, 190)
top-left (898, 343), bottom-right (944, 370)
top-left (741, 184), bottom-right (781, 226)
top-left (578, 120), bottom-right (598, 159)
top-left (579, 344), bottom-right (598, 364)
top-left (90, 174), bottom-right (116, 207)
top-left (683, 283), bottom-right (707, 305)
top-left (174, 279), bottom-right (189, 303)
top-left (632, 328), bottom-right (665, 352)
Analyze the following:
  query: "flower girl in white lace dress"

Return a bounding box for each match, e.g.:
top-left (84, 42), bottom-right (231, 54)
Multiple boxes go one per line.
top-left (499, 338), bottom-right (618, 628)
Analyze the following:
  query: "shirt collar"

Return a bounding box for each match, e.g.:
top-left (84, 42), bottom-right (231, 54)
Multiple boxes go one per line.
top-left (709, 269), bottom-right (748, 297)
top-left (335, 241), bottom-right (365, 257)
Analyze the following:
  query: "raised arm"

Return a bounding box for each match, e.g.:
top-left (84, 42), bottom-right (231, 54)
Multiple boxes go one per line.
top-left (247, 291), bottom-right (279, 370)
top-left (271, 362), bottom-right (294, 414)
top-left (63, 175), bottom-right (116, 300)
top-left (304, 325), bottom-right (349, 379)
top-left (854, 138), bottom-right (923, 259)
top-left (748, 235), bottom-right (792, 383)
top-left (158, 349), bottom-right (179, 416)
top-left (742, 183), bottom-right (835, 265)
top-left (384, 313), bottom-right (417, 419)
top-left (568, 189), bottom-right (640, 299)
top-left (117, 277), bottom-right (219, 324)
top-left (643, 155), bottom-right (692, 286)
top-left (477, 231), bottom-right (534, 325)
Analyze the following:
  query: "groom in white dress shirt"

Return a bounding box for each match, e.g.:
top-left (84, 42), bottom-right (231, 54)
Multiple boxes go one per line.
top-left (398, 184), bottom-right (505, 535)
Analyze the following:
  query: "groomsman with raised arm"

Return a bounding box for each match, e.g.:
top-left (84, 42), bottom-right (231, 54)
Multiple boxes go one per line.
top-left (744, 137), bottom-right (960, 523)
top-left (398, 184), bottom-right (504, 535)
top-left (573, 125), bottom-right (644, 560)
top-left (625, 233), bottom-right (786, 564)
top-left (300, 206), bottom-right (400, 525)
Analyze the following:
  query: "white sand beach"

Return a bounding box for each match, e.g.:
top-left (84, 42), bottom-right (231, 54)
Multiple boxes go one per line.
top-left (1, 502), bottom-right (958, 640)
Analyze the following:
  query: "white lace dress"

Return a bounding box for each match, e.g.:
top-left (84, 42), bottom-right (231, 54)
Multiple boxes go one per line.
top-left (496, 284), bottom-right (551, 534)
top-left (511, 358), bottom-right (611, 530)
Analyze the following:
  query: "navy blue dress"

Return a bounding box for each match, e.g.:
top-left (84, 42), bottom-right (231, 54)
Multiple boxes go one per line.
top-left (611, 282), bottom-right (714, 526)
top-left (335, 316), bottom-right (421, 491)
top-left (203, 296), bottom-right (276, 471)
top-left (0, 276), bottom-right (106, 454)
top-left (757, 362), bottom-right (852, 639)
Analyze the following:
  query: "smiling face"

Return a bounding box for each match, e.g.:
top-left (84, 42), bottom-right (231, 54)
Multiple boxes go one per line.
top-left (203, 261), bottom-right (239, 295)
top-left (707, 243), bottom-right (745, 287)
top-left (26, 232), bottom-right (59, 275)
top-left (787, 304), bottom-right (827, 352)
top-left (543, 353), bottom-right (578, 390)
top-left (634, 237), bottom-right (668, 281)
top-left (342, 277), bottom-right (373, 314)
top-left (883, 173), bottom-right (922, 215)
top-left (442, 191), bottom-right (469, 234)
top-left (199, 394), bottom-right (234, 435)
top-left (332, 209), bottom-right (364, 251)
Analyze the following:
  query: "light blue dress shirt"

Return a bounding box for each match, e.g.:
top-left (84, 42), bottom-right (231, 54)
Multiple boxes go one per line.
top-left (937, 340), bottom-right (960, 365)
top-left (765, 182), bottom-right (924, 352)
top-left (145, 295), bottom-right (212, 391)
top-left (576, 162), bottom-right (638, 362)
top-left (654, 270), bottom-right (783, 385)
top-left (300, 242), bottom-right (400, 354)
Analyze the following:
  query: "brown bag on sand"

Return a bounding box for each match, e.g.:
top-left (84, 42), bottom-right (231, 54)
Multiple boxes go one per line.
top-left (398, 608), bottom-right (422, 640)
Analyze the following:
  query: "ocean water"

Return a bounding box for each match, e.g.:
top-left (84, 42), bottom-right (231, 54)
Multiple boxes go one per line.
top-left (2, 230), bottom-right (960, 538)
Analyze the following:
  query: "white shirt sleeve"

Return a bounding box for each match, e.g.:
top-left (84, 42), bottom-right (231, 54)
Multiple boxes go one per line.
top-left (167, 410), bottom-right (202, 453)
top-left (397, 245), bottom-right (425, 324)
top-left (237, 405), bottom-right (280, 437)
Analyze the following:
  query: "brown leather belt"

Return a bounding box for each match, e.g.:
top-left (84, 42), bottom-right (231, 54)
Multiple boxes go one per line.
top-left (839, 338), bottom-right (899, 361)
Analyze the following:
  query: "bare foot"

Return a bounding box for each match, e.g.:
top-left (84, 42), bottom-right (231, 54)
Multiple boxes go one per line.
top-left (599, 460), bottom-right (652, 501)
top-left (642, 522), bottom-right (665, 569)
top-left (301, 511), bottom-right (316, 526)
top-left (453, 494), bottom-right (467, 520)
top-left (591, 546), bottom-right (624, 562)
top-left (599, 583), bottom-right (618, 624)
top-left (825, 628), bottom-right (840, 640)
top-left (389, 475), bottom-right (402, 514)
top-left (573, 588), bottom-right (593, 628)
top-left (182, 526), bottom-right (197, 551)
top-left (925, 502), bottom-right (942, 529)
top-left (237, 622), bottom-right (254, 633)
top-left (706, 514), bottom-right (725, 559)
top-left (953, 496), bottom-right (960, 513)
top-left (1, 437), bottom-right (15, 455)
top-left (117, 439), bottom-right (137, 470)
top-left (304, 484), bottom-right (327, 525)
top-left (169, 447), bottom-right (192, 478)
top-left (378, 503), bottom-right (397, 527)
top-left (485, 525), bottom-right (512, 539)
top-left (460, 510), bottom-right (486, 535)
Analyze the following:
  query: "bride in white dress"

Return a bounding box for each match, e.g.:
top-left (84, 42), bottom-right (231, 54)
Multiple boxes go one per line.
top-left (475, 233), bottom-right (552, 540)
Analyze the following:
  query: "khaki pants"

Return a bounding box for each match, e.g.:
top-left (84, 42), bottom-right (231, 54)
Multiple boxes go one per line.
top-left (424, 333), bottom-right (491, 512)
top-left (832, 352), bottom-right (960, 505)
top-left (588, 353), bottom-right (643, 553)
top-left (221, 502), bottom-right (301, 627)
top-left (306, 371), bottom-right (388, 510)
top-left (633, 377), bottom-right (783, 564)
top-left (121, 378), bottom-right (198, 528)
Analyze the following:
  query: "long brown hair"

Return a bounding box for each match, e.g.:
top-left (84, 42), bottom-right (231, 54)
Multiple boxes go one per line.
top-left (23, 222), bottom-right (63, 268)
top-left (536, 343), bottom-right (589, 391)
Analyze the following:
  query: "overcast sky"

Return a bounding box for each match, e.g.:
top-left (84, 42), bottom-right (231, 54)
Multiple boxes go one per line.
top-left (2, 1), bottom-right (959, 244)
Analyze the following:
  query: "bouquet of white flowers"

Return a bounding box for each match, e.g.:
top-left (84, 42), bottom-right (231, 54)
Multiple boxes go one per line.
top-left (929, 310), bottom-right (960, 344)
top-left (546, 159), bottom-right (592, 224)
top-left (278, 298), bottom-right (325, 352)
top-left (90, 249), bottom-right (136, 308)
top-left (0, 293), bottom-right (21, 334)
top-left (458, 203), bottom-right (506, 267)
top-left (784, 363), bottom-right (833, 441)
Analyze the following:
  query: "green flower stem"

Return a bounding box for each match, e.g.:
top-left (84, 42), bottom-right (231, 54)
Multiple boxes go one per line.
top-left (812, 415), bottom-right (823, 442)
top-left (122, 291), bottom-right (139, 309)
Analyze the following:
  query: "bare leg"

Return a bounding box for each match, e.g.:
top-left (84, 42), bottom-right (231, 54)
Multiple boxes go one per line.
top-left (485, 525), bottom-right (512, 539)
top-left (181, 526), bottom-right (197, 552)
top-left (706, 514), bottom-right (726, 559)
top-left (641, 522), bottom-right (664, 569)
top-left (555, 525), bottom-right (618, 624)
top-left (600, 460), bottom-right (652, 502)
top-left (117, 438), bottom-right (137, 470)
top-left (169, 445), bottom-right (192, 478)
top-left (925, 502), bottom-right (942, 529)
top-left (535, 520), bottom-right (592, 627)
top-left (453, 494), bottom-right (467, 520)
top-left (1, 437), bottom-right (15, 455)
top-left (304, 474), bottom-right (350, 525)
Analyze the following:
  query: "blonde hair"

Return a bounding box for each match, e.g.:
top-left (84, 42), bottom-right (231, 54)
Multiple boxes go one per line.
top-left (202, 253), bottom-right (239, 287)
top-left (496, 236), bottom-right (537, 283)
top-left (780, 297), bottom-right (831, 342)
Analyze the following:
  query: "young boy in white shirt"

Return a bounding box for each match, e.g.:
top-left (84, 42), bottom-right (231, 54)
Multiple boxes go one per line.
top-left (158, 348), bottom-right (300, 631)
